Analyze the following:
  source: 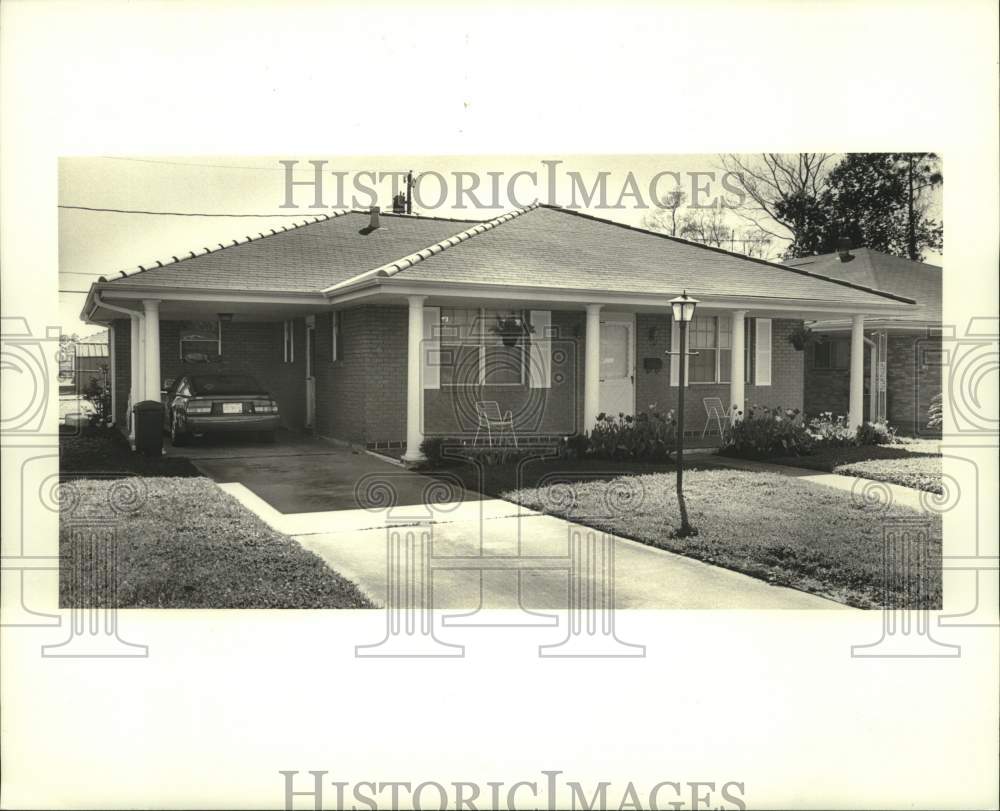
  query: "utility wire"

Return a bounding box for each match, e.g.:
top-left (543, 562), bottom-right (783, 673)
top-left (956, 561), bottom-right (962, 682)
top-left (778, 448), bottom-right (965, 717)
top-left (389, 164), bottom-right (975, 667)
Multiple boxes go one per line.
top-left (59, 204), bottom-right (318, 218)
top-left (96, 156), bottom-right (313, 173)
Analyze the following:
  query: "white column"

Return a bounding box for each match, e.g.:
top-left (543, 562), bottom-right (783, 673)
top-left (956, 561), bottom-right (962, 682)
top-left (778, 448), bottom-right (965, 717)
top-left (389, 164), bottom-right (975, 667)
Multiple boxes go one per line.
top-left (729, 310), bottom-right (746, 421)
top-left (849, 314), bottom-right (865, 429)
top-left (128, 316), bottom-right (143, 440)
top-left (142, 300), bottom-right (161, 401)
top-left (583, 304), bottom-right (603, 433)
top-left (402, 295), bottom-right (427, 463)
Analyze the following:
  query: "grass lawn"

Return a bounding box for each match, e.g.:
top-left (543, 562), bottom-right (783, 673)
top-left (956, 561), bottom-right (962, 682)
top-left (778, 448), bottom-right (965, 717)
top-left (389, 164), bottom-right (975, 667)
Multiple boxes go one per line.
top-left (500, 466), bottom-right (941, 609)
top-left (60, 429), bottom-right (373, 608)
top-left (770, 440), bottom-right (943, 494)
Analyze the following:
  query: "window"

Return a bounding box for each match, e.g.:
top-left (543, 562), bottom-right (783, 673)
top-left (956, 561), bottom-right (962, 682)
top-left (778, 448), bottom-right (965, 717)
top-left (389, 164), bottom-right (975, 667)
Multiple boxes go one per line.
top-left (688, 316), bottom-right (755, 384)
top-left (179, 320), bottom-right (221, 364)
top-left (439, 307), bottom-right (528, 386)
top-left (282, 320), bottom-right (294, 363)
top-left (814, 338), bottom-right (849, 370)
top-left (331, 311), bottom-right (342, 361)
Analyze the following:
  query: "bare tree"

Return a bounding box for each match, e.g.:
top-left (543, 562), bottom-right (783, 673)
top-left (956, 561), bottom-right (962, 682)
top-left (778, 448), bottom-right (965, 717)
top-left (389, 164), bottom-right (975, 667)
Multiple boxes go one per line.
top-left (738, 227), bottom-right (774, 259)
top-left (680, 206), bottom-right (733, 248)
top-left (719, 153), bottom-right (837, 255)
top-left (642, 188), bottom-right (686, 236)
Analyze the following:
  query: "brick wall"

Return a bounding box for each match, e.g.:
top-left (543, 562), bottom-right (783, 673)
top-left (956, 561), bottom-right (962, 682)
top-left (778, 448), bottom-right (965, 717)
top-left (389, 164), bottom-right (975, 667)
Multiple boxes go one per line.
top-left (313, 308), bottom-right (374, 443)
top-left (886, 333), bottom-right (941, 435)
top-left (802, 331), bottom-right (941, 434)
top-left (635, 314), bottom-right (804, 432)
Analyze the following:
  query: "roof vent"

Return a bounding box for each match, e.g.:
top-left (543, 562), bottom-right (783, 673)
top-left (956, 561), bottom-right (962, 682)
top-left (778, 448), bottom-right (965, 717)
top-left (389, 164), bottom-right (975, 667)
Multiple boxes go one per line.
top-left (838, 237), bottom-right (854, 262)
top-left (369, 206), bottom-right (381, 230)
top-left (391, 193), bottom-right (406, 214)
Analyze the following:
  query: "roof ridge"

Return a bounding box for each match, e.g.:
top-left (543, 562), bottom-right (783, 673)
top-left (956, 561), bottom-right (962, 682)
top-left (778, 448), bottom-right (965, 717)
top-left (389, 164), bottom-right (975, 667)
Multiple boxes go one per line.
top-left (101, 209), bottom-right (354, 283)
top-left (533, 204), bottom-right (916, 305)
top-left (321, 202), bottom-right (540, 295)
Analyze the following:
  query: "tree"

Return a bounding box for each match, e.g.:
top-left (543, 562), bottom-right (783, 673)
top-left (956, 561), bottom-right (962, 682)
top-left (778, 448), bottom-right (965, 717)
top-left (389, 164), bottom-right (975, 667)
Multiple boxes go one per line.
top-left (642, 188), bottom-right (686, 236)
top-left (719, 153), bottom-right (837, 257)
top-left (680, 206), bottom-right (732, 248)
top-left (822, 153), bottom-right (942, 261)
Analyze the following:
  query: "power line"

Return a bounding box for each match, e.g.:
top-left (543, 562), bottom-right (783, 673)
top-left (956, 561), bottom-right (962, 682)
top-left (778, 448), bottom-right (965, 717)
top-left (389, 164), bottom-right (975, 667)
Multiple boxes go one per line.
top-left (59, 204), bottom-right (321, 218)
top-left (96, 156), bottom-right (315, 173)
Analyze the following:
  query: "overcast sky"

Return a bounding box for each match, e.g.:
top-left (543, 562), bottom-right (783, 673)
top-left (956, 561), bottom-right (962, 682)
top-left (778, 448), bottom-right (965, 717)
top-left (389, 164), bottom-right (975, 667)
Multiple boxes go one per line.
top-left (59, 154), bottom-right (944, 336)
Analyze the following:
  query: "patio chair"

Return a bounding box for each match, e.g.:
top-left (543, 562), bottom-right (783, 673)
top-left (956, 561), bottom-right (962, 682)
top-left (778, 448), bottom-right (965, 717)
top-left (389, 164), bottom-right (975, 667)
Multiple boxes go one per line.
top-left (473, 401), bottom-right (518, 448)
top-left (701, 396), bottom-right (733, 439)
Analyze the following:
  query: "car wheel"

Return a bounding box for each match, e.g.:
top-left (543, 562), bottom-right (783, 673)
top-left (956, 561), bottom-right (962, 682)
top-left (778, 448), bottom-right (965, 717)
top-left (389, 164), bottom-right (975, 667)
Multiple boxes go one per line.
top-left (170, 413), bottom-right (189, 446)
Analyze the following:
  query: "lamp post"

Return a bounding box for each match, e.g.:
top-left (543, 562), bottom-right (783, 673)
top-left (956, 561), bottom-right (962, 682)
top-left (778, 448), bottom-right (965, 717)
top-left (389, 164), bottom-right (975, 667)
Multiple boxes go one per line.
top-left (669, 291), bottom-right (699, 537)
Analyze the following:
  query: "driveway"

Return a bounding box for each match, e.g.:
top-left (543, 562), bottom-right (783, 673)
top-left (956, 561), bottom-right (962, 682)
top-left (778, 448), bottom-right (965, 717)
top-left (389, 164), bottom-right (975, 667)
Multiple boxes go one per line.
top-left (184, 432), bottom-right (846, 609)
top-left (176, 432), bottom-right (478, 514)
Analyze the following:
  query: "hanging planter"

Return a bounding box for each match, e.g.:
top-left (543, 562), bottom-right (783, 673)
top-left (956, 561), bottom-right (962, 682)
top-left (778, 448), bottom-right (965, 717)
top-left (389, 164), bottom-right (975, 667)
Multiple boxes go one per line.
top-left (491, 315), bottom-right (535, 347)
top-left (788, 324), bottom-right (816, 351)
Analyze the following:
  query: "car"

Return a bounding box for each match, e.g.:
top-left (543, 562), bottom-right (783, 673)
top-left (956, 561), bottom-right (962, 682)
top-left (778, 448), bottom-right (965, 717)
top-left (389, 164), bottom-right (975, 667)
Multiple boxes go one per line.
top-left (161, 374), bottom-right (280, 445)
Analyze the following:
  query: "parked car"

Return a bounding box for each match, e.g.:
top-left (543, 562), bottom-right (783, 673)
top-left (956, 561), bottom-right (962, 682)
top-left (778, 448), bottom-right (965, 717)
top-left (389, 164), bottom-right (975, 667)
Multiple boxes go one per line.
top-left (161, 374), bottom-right (280, 445)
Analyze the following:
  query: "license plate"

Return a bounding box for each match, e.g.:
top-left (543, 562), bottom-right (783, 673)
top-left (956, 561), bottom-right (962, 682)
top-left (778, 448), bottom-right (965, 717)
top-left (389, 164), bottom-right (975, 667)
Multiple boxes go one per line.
top-left (222, 402), bottom-right (243, 414)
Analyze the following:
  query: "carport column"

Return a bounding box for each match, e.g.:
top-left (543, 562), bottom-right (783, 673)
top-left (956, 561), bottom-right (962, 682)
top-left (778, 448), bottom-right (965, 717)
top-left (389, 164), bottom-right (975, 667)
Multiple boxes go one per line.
top-left (729, 310), bottom-right (747, 421)
top-left (849, 314), bottom-right (865, 429)
top-left (402, 295), bottom-right (427, 464)
top-left (583, 304), bottom-right (603, 433)
top-left (128, 315), bottom-right (143, 439)
top-left (142, 300), bottom-right (161, 402)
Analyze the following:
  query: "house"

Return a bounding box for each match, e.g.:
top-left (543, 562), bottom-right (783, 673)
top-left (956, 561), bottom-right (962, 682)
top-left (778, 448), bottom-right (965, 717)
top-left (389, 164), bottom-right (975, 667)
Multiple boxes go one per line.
top-left (66, 329), bottom-right (110, 392)
top-left (80, 204), bottom-right (916, 461)
top-left (786, 244), bottom-right (942, 435)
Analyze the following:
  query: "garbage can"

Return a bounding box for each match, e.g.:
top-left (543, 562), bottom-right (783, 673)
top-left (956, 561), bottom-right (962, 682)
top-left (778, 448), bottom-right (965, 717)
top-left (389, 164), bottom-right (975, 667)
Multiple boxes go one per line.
top-left (132, 400), bottom-right (164, 457)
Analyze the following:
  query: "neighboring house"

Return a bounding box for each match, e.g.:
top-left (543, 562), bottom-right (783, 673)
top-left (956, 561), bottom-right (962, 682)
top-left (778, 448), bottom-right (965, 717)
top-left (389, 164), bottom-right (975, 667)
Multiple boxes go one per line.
top-left (68, 329), bottom-right (110, 391)
top-left (80, 204), bottom-right (915, 461)
top-left (786, 245), bottom-right (942, 435)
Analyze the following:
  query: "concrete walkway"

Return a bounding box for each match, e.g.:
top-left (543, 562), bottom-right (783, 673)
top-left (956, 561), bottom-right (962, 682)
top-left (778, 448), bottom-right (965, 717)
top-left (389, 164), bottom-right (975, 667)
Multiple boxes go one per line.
top-left (219, 481), bottom-right (845, 610)
top-left (696, 455), bottom-right (931, 513)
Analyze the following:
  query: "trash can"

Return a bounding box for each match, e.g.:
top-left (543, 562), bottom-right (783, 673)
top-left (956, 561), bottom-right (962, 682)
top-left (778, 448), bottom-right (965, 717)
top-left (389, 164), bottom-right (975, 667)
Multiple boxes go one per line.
top-left (132, 400), bottom-right (164, 457)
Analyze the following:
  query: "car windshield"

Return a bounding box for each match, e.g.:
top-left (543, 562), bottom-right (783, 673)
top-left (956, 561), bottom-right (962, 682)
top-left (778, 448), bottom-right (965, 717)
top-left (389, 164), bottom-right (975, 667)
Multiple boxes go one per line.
top-left (188, 375), bottom-right (262, 395)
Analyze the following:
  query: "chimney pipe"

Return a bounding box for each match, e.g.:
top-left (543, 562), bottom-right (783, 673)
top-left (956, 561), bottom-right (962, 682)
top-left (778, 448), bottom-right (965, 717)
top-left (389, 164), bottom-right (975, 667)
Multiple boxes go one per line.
top-left (837, 237), bottom-right (853, 262)
top-left (369, 206), bottom-right (381, 230)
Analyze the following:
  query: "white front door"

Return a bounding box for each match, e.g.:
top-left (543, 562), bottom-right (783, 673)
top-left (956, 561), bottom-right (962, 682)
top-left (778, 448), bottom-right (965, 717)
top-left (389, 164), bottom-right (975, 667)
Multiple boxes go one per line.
top-left (598, 314), bottom-right (635, 417)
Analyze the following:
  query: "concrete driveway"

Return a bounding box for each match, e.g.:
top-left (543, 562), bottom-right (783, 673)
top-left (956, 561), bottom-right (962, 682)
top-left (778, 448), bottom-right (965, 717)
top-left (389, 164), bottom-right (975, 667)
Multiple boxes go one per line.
top-left (187, 432), bottom-right (846, 610)
top-left (179, 432), bottom-right (478, 514)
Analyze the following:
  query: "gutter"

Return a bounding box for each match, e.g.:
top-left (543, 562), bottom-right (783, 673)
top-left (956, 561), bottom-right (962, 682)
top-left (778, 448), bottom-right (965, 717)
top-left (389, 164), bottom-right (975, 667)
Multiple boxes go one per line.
top-left (93, 290), bottom-right (143, 324)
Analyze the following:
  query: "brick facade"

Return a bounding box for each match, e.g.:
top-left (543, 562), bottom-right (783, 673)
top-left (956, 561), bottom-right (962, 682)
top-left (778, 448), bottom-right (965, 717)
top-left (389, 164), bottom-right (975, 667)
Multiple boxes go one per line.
top-left (635, 314), bottom-right (805, 432)
top-left (803, 331), bottom-right (942, 435)
top-left (111, 308), bottom-right (807, 447)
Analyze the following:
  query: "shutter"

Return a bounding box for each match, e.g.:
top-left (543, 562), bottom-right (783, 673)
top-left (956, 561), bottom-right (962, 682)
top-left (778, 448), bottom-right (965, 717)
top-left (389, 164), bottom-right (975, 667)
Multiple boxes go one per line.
top-left (669, 319), bottom-right (688, 387)
top-left (422, 306), bottom-right (440, 390)
top-left (755, 318), bottom-right (772, 386)
top-left (529, 310), bottom-right (551, 389)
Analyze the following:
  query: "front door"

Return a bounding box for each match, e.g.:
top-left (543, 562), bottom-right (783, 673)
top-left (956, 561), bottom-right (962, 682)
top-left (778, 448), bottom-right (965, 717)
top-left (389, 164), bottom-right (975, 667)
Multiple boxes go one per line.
top-left (598, 314), bottom-right (635, 417)
top-left (305, 317), bottom-right (316, 430)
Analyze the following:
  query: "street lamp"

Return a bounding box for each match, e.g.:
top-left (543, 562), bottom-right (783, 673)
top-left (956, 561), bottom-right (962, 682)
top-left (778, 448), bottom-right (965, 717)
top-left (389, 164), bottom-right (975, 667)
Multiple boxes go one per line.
top-left (669, 290), bottom-right (699, 537)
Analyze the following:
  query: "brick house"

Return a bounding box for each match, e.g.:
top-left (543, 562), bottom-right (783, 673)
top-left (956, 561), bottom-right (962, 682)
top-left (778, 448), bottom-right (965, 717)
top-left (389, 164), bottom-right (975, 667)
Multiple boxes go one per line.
top-left (80, 204), bottom-right (916, 461)
top-left (787, 245), bottom-right (942, 435)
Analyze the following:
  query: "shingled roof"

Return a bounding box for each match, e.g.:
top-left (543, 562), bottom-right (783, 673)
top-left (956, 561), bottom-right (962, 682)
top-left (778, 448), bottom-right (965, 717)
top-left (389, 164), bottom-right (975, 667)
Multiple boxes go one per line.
top-left (101, 211), bottom-right (481, 293)
top-left (93, 204), bottom-right (914, 309)
top-left (378, 205), bottom-right (914, 307)
top-left (784, 248), bottom-right (940, 323)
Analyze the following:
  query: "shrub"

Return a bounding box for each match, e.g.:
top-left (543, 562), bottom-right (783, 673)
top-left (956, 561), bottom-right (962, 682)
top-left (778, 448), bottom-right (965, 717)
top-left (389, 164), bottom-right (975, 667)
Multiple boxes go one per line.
top-left (588, 409), bottom-right (676, 461)
top-left (564, 433), bottom-right (590, 459)
top-left (420, 436), bottom-right (445, 467)
top-left (856, 420), bottom-right (898, 446)
top-left (927, 392), bottom-right (943, 431)
top-left (81, 375), bottom-right (112, 429)
top-left (806, 412), bottom-right (855, 447)
top-left (721, 405), bottom-right (813, 458)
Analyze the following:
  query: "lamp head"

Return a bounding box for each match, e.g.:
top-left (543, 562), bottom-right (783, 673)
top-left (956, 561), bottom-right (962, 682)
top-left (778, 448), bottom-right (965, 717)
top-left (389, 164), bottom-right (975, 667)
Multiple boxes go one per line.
top-left (669, 290), bottom-right (699, 323)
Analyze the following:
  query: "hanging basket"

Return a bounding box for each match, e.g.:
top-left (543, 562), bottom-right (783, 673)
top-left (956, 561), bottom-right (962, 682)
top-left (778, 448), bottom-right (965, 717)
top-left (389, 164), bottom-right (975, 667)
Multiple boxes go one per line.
top-left (491, 316), bottom-right (534, 347)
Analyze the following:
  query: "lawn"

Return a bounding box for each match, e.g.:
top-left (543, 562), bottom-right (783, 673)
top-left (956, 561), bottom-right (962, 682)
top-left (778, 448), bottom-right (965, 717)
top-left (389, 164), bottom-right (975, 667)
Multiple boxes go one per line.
top-left (770, 440), bottom-right (943, 494)
top-left (501, 466), bottom-right (942, 609)
top-left (60, 430), bottom-right (373, 608)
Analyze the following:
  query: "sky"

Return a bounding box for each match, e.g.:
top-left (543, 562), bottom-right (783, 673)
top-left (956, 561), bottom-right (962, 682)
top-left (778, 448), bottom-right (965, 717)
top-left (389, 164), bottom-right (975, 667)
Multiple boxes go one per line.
top-left (59, 154), bottom-right (944, 337)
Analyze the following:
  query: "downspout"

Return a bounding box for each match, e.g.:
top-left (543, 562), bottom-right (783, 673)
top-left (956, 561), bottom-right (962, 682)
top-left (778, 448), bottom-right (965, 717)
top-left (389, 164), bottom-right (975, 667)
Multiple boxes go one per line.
top-left (94, 291), bottom-right (144, 441)
top-left (864, 334), bottom-right (876, 424)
